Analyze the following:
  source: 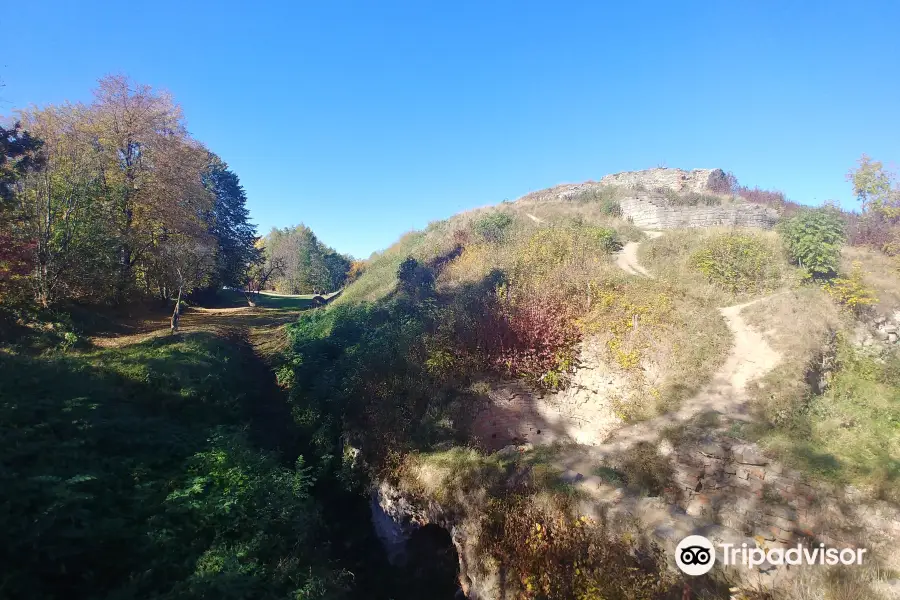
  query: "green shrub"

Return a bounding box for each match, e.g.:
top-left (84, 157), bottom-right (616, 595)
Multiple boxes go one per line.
top-left (397, 256), bottom-right (435, 298)
top-left (691, 232), bottom-right (784, 293)
top-left (473, 211), bottom-right (514, 243)
top-left (583, 225), bottom-right (622, 252)
top-left (599, 196), bottom-right (622, 217)
top-left (779, 207), bottom-right (845, 277)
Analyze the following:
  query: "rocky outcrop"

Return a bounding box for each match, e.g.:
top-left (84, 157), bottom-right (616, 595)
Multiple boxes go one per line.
top-left (370, 480), bottom-right (501, 599)
top-left (854, 310), bottom-right (900, 348)
top-left (372, 433), bottom-right (900, 599)
top-left (514, 171), bottom-right (779, 230)
top-left (598, 167), bottom-right (727, 193)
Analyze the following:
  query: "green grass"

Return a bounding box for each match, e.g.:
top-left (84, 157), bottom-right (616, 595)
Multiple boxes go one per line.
top-left (214, 288), bottom-right (328, 309)
top-left (750, 342), bottom-right (900, 501)
top-left (0, 334), bottom-right (343, 598)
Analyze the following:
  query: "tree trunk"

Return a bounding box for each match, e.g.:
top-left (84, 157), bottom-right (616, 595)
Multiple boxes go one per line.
top-left (171, 286), bottom-right (182, 333)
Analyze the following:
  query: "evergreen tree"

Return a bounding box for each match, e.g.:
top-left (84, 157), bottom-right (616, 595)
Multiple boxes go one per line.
top-left (203, 155), bottom-right (258, 289)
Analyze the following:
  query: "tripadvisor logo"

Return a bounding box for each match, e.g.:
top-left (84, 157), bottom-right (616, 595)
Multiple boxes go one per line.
top-left (676, 535), bottom-right (716, 576)
top-left (675, 535), bottom-right (868, 576)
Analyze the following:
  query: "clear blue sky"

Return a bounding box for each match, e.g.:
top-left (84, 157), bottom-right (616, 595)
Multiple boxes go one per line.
top-left (3, 1), bottom-right (898, 258)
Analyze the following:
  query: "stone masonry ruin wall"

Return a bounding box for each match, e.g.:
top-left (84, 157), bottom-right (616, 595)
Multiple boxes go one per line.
top-left (516, 168), bottom-right (780, 230)
top-left (618, 194), bottom-right (779, 229)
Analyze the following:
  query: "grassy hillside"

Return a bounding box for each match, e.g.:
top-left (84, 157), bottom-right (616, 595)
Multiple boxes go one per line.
top-left (276, 188), bottom-right (900, 598)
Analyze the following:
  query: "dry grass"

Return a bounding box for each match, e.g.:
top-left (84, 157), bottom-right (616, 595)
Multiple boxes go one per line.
top-left (579, 277), bottom-right (732, 420)
top-left (842, 245), bottom-right (900, 316)
top-left (639, 228), bottom-right (799, 306)
top-left (742, 287), bottom-right (845, 425)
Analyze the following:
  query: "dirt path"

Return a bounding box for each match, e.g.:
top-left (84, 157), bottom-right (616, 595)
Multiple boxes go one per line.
top-left (615, 230), bottom-right (662, 277)
top-left (89, 305), bottom-right (300, 354)
top-left (558, 231), bottom-right (782, 460)
top-left (575, 296), bottom-right (781, 463)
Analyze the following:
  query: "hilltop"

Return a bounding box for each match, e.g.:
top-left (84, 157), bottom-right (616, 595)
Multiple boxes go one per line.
top-left (285, 167), bottom-right (900, 599)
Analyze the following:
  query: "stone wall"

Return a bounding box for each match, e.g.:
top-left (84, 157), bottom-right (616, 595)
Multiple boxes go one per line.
top-left (665, 437), bottom-right (900, 552)
top-left (372, 432), bottom-right (900, 598)
top-left (598, 167), bottom-right (726, 193)
top-left (618, 194), bottom-right (779, 229)
top-left (855, 310), bottom-right (900, 348)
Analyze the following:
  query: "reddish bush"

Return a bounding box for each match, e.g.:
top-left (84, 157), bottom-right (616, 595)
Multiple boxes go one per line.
top-left (477, 288), bottom-right (581, 386)
top-left (708, 170), bottom-right (738, 195)
top-left (843, 211), bottom-right (897, 250)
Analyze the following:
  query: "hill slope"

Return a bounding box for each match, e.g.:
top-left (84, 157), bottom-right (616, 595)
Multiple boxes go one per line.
top-left (278, 172), bottom-right (900, 599)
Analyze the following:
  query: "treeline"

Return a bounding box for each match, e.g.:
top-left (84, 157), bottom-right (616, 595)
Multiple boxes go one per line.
top-left (0, 76), bottom-right (257, 308)
top-left (258, 225), bottom-right (351, 295)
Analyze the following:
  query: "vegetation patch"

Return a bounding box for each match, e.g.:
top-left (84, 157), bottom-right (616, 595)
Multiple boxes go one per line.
top-left (778, 207), bottom-right (846, 278)
top-left (0, 334), bottom-right (348, 598)
top-left (691, 232), bottom-right (788, 294)
top-left (751, 339), bottom-right (900, 501)
top-left (641, 228), bottom-right (793, 304)
top-left (399, 448), bottom-right (681, 600)
top-left (824, 262), bottom-right (879, 315)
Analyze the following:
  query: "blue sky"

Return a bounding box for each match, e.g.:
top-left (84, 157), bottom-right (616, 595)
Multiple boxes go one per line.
top-left (3, 1), bottom-right (898, 258)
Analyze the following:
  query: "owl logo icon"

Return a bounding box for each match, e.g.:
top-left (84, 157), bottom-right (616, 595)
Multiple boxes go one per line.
top-left (675, 535), bottom-right (716, 576)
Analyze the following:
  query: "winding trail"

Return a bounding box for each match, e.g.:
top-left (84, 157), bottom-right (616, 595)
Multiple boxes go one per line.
top-left (553, 229), bottom-right (782, 469)
top-left (614, 230), bottom-right (663, 277)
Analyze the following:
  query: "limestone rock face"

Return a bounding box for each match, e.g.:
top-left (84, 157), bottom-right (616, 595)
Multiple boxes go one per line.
top-left (598, 168), bottom-right (727, 193)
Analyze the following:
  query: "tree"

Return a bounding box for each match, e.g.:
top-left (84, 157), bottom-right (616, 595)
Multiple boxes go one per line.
top-left (778, 207), bottom-right (846, 277)
top-left (15, 105), bottom-right (114, 306)
top-left (1, 122), bottom-right (44, 204)
top-left (262, 225), bottom-right (349, 294)
top-left (244, 244), bottom-right (286, 304)
top-left (847, 155), bottom-right (900, 256)
top-left (89, 75), bottom-right (213, 301)
top-left (155, 231), bottom-right (215, 331)
top-left (848, 154), bottom-right (899, 219)
top-left (0, 123), bottom-right (44, 302)
top-left (203, 154), bottom-right (258, 290)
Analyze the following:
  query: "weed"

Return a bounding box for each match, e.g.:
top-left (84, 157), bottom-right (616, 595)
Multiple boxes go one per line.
top-left (779, 207), bottom-right (846, 278)
top-left (824, 262), bottom-right (879, 315)
top-left (691, 232), bottom-right (786, 294)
